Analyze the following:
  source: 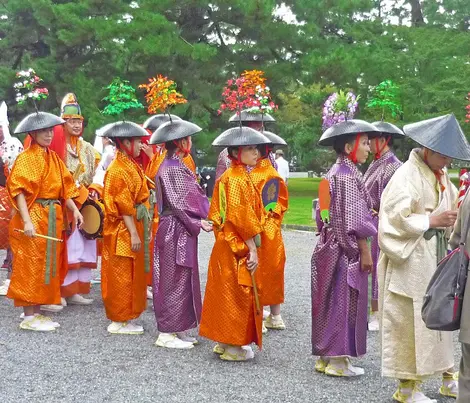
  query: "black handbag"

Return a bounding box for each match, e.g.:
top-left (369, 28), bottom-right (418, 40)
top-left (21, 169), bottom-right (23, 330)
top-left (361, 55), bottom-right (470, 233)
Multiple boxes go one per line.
top-left (421, 213), bottom-right (470, 331)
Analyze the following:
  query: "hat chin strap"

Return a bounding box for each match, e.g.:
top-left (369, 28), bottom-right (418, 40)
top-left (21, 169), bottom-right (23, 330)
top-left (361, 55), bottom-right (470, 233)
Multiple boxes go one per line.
top-left (173, 139), bottom-right (191, 157)
top-left (423, 148), bottom-right (446, 192)
top-left (374, 136), bottom-right (391, 160)
top-left (347, 133), bottom-right (362, 164)
top-left (116, 138), bottom-right (138, 161)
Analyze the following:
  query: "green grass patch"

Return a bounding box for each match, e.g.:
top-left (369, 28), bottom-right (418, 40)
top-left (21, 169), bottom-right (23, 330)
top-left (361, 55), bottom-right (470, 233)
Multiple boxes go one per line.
top-left (284, 178), bottom-right (319, 226)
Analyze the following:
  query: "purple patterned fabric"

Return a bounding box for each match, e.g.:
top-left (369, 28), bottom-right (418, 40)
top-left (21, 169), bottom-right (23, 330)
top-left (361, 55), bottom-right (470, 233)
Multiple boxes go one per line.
top-left (153, 154), bottom-right (210, 333)
top-left (363, 150), bottom-right (402, 300)
top-left (268, 152), bottom-right (278, 170)
top-left (215, 148), bottom-right (231, 180)
top-left (311, 155), bottom-right (376, 357)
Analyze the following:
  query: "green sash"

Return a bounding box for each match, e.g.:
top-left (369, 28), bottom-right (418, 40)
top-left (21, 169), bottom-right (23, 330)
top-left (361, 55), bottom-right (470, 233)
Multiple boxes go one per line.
top-left (424, 228), bottom-right (447, 263)
top-left (136, 203), bottom-right (151, 273)
top-left (35, 199), bottom-right (60, 284)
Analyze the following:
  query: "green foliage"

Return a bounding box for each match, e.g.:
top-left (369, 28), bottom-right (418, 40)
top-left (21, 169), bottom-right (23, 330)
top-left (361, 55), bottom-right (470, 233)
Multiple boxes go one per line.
top-left (366, 80), bottom-right (403, 121)
top-left (0, 0), bottom-right (469, 169)
top-left (102, 78), bottom-right (144, 116)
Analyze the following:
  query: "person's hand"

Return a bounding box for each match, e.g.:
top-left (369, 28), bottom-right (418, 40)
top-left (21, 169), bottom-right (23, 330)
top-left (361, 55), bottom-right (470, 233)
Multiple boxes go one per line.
top-left (131, 232), bottom-right (142, 252)
top-left (360, 250), bottom-right (373, 273)
top-left (89, 190), bottom-right (99, 200)
top-left (247, 249), bottom-right (258, 273)
top-left (201, 219), bottom-right (213, 232)
top-left (141, 144), bottom-right (154, 158)
top-left (429, 210), bottom-right (458, 228)
top-left (23, 220), bottom-right (36, 237)
top-left (73, 209), bottom-right (84, 229)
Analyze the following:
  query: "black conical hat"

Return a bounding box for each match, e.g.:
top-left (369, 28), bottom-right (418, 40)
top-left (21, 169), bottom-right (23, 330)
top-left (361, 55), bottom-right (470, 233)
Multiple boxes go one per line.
top-left (98, 121), bottom-right (148, 138)
top-left (143, 114), bottom-right (181, 132)
top-left (228, 110), bottom-right (275, 123)
top-left (370, 121), bottom-right (404, 137)
top-left (212, 127), bottom-right (271, 147)
top-left (319, 119), bottom-right (379, 146)
top-left (262, 131), bottom-right (287, 146)
top-left (403, 114), bottom-right (470, 161)
top-left (14, 112), bottom-right (65, 134)
top-left (149, 120), bottom-right (201, 145)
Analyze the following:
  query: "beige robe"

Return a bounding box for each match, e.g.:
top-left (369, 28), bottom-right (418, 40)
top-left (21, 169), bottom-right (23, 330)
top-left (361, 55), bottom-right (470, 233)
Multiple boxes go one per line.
top-left (378, 149), bottom-right (457, 380)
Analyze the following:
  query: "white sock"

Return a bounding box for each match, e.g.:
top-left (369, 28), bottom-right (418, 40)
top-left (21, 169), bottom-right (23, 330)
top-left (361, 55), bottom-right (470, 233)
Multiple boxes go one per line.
top-left (23, 315), bottom-right (35, 321)
top-left (272, 314), bottom-right (282, 320)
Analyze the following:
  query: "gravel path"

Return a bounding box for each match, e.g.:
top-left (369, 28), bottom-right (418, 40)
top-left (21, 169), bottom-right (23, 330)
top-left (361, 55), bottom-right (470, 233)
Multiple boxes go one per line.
top-left (0, 231), bottom-right (459, 403)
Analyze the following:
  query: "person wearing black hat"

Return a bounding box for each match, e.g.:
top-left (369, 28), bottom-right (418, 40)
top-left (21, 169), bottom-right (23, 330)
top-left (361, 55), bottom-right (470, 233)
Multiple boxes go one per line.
top-left (199, 126), bottom-right (271, 361)
top-left (363, 122), bottom-right (404, 332)
top-left (99, 121), bottom-right (151, 335)
top-left (249, 131), bottom-right (288, 333)
top-left (215, 110), bottom-right (275, 180)
top-left (378, 114), bottom-right (465, 401)
top-left (312, 120), bottom-right (378, 377)
top-left (6, 111), bottom-right (83, 332)
top-left (150, 119), bottom-right (212, 350)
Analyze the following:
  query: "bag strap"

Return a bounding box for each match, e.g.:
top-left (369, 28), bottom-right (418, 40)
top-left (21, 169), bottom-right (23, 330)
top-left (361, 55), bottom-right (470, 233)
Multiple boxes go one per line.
top-left (460, 207), bottom-right (470, 247)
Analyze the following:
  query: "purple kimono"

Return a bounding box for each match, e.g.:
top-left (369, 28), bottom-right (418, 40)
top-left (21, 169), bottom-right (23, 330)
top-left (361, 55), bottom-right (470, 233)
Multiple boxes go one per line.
top-left (311, 155), bottom-right (376, 357)
top-left (363, 150), bottom-right (402, 300)
top-left (215, 148), bottom-right (230, 180)
top-left (153, 154), bottom-right (210, 333)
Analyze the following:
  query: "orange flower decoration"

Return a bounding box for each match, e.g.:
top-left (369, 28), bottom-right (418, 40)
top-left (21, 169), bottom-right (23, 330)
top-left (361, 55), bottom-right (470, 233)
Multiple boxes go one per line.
top-left (139, 75), bottom-right (187, 114)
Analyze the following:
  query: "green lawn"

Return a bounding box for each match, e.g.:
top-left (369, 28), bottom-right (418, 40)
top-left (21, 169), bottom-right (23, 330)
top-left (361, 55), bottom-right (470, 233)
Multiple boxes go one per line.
top-left (284, 178), bottom-right (320, 226)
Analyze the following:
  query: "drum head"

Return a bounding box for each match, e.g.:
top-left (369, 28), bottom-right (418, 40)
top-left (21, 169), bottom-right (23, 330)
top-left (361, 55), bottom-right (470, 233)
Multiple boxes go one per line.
top-left (80, 200), bottom-right (104, 239)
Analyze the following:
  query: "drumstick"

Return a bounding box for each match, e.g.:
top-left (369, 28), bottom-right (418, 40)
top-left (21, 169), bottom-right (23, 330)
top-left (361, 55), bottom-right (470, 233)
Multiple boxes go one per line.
top-left (14, 229), bottom-right (63, 242)
top-left (145, 175), bottom-right (155, 186)
top-left (251, 272), bottom-right (261, 315)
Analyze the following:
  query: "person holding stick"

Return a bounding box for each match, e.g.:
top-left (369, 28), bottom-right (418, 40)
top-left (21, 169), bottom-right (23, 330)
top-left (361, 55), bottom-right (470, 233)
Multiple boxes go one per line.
top-left (199, 126), bottom-right (271, 361)
top-left (7, 111), bottom-right (82, 331)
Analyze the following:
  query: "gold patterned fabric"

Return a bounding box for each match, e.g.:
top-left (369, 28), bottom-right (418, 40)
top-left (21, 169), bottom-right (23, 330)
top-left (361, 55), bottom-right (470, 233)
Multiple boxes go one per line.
top-left (101, 150), bottom-right (150, 322)
top-left (249, 158), bottom-right (288, 306)
top-left (6, 144), bottom-right (78, 306)
top-left (200, 163), bottom-right (264, 347)
top-left (378, 149), bottom-right (457, 379)
top-left (66, 137), bottom-right (99, 187)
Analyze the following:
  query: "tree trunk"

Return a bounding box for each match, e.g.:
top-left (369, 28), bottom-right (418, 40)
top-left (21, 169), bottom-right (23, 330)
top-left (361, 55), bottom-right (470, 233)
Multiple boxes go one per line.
top-left (409, 0), bottom-right (425, 26)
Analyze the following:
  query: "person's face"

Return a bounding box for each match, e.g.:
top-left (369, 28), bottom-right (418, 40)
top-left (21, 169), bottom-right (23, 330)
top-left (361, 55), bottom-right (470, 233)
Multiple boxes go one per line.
top-left (122, 138), bottom-right (143, 158)
top-left (369, 136), bottom-right (388, 154)
top-left (102, 137), bottom-right (112, 147)
top-left (275, 152), bottom-right (282, 160)
top-left (30, 128), bottom-right (54, 147)
top-left (64, 118), bottom-right (83, 136)
top-left (233, 145), bottom-right (259, 166)
top-left (345, 134), bottom-right (370, 164)
top-left (425, 148), bottom-right (452, 171)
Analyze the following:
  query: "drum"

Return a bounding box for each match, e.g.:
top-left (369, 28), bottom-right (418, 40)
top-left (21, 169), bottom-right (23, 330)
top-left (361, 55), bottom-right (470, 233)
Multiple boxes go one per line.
top-left (79, 199), bottom-right (104, 240)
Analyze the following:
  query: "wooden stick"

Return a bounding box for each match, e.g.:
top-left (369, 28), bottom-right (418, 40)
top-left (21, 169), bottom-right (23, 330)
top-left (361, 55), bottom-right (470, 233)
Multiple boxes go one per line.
top-left (145, 175), bottom-right (155, 186)
top-left (14, 229), bottom-right (63, 242)
top-left (251, 272), bottom-right (261, 315)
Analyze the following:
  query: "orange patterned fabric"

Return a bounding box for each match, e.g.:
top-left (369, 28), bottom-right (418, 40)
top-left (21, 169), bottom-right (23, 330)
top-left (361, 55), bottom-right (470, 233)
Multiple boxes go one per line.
top-left (6, 144), bottom-right (78, 306)
top-left (199, 163), bottom-right (264, 347)
top-left (249, 158), bottom-right (288, 306)
top-left (101, 150), bottom-right (150, 322)
top-left (0, 187), bottom-right (12, 249)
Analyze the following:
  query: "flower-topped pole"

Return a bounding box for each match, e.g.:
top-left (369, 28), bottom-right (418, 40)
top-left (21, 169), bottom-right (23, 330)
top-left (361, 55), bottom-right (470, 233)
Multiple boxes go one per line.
top-left (14, 68), bottom-right (49, 111)
top-left (366, 80), bottom-right (402, 121)
top-left (219, 69), bottom-right (277, 129)
top-left (102, 77), bottom-right (144, 117)
top-left (139, 75), bottom-right (187, 122)
top-left (322, 90), bottom-right (359, 131)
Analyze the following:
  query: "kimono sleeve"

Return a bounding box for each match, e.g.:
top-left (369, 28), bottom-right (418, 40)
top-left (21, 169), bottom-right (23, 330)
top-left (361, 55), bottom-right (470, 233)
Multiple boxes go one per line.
top-left (56, 155), bottom-right (80, 200)
top-left (103, 167), bottom-right (135, 217)
top-left (159, 165), bottom-right (209, 237)
top-left (331, 174), bottom-right (376, 257)
top-left (225, 175), bottom-right (262, 241)
top-left (378, 175), bottom-right (428, 263)
top-left (6, 151), bottom-right (41, 208)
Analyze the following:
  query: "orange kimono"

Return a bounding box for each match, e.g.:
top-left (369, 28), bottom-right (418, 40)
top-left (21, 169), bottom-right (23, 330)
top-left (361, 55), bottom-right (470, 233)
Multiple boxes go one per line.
top-left (199, 163), bottom-right (264, 347)
top-left (101, 150), bottom-right (150, 322)
top-left (7, 144), bottom-right (78, 306)
top-left (249, 158), bottom-right (288, 306)
top-left (145, 150), bottom-right (197, 286)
